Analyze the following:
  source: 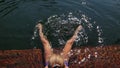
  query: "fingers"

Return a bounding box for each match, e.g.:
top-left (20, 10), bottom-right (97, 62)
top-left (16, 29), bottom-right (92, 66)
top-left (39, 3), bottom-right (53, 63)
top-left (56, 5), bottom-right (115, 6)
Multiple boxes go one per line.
top-left (36, 23), bottom-right (42, 30)
top-left (77, 25), bottom-right (83, 31)
top-left (74, 25), bottom-right (83, 35)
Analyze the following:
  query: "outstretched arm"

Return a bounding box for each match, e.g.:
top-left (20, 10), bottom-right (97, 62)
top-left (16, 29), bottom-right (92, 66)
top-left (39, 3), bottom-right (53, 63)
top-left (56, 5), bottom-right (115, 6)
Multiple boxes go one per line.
top-left (36, 23), bottom-right (52, 63)
top-left (62, 25), bottom-right (83, 59)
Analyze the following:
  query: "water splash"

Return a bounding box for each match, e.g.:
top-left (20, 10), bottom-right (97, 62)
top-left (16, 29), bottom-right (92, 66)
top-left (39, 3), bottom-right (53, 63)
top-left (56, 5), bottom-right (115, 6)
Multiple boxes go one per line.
top-left (30, 21), bottom-right (42, 48)
top-left (44, 12), bottom-right (104, 64)
top-left (96, 26), bottom-right (104, 45)
top-left (31, 11), bottom-right (104, 48)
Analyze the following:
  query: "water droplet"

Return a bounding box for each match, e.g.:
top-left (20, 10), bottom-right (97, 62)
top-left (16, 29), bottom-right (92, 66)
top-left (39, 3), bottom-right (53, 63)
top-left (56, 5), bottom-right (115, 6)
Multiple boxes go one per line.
top-left (81, 57), bottom-right (86, 62)
top-left (78, 61), bottom-right (81, 64)
top-left (77, 50), bottom-right (81, 53)
top-left (74, 60), bottom-right (77, 63)
top-left (32, 37), bottom-right (35, 40)
top-left (88, 54), bottom-right (91, 59)
top-left (97, 26), bottom-right (99, 29)
top-left (94, 52), bottom-right (98, 58)
top-left (98, 37), bottom-right (103, 43)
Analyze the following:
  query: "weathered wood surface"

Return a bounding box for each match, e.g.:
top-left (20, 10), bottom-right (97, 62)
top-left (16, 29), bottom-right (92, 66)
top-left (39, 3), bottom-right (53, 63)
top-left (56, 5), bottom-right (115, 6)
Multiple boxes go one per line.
top-left (0, 45), bottom-right (120, 68)
top-left (0, 49), bottom-right (43, 68)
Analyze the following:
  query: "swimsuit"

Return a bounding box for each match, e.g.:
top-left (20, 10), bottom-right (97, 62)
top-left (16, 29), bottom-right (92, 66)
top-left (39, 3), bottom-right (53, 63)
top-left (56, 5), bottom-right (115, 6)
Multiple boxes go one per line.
top-left (64, 61), bottom-right (69, 66)
top-left (45, 62), bottom-right (49, 66)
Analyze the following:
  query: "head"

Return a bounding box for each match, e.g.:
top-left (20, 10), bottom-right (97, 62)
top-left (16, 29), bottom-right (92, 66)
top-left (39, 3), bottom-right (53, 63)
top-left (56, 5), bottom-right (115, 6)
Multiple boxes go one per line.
top-left (48, 54), bottom-right (65, 68)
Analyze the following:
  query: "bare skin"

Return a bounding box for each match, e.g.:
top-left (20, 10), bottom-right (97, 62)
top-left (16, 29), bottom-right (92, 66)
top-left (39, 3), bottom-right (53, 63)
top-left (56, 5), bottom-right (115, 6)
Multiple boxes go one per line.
top-left (37, 24), bottom-right (53, 63)
top-left (62, 25), bottom-right (82, 60)
top-left (36, 23), bottom-right (83, 68)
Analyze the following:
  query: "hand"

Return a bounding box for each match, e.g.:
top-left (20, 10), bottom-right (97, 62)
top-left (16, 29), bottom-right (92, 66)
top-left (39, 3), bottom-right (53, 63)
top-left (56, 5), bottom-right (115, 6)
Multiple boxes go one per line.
top-left (36, 23), bottom-right (42, 30)
top-left (36, 23), bottom-right (43, 35)
top-left (74, 25), bottom-right (83, 35)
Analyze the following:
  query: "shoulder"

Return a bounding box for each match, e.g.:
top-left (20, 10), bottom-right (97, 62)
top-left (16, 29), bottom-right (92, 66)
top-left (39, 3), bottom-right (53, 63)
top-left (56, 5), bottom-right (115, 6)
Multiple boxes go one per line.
top-left (45, 66), bottom-right (48, 68)
top-left (65, 65), bottom-right (69, 68)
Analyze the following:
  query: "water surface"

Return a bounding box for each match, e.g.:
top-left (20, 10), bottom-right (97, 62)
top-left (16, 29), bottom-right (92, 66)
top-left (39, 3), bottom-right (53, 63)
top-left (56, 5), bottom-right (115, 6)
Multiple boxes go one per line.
top-left (0, 0), bottom-right (120, 49)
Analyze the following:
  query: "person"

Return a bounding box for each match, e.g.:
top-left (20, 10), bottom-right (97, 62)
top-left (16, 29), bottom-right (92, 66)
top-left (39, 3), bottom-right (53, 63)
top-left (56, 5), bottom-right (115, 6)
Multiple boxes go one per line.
top-left (36, 23), bottom-right (83, 68)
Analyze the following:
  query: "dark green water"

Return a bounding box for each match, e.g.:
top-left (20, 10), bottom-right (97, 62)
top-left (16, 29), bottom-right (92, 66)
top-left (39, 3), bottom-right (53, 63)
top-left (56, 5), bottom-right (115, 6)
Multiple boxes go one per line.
top-left (0, 0), bottom-right (120, 50)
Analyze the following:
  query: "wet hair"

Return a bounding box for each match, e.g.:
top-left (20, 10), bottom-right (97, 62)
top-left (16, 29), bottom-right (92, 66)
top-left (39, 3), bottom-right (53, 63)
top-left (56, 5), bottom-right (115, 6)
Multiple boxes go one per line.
top-left (48, 54), bottom-right (65, 68)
